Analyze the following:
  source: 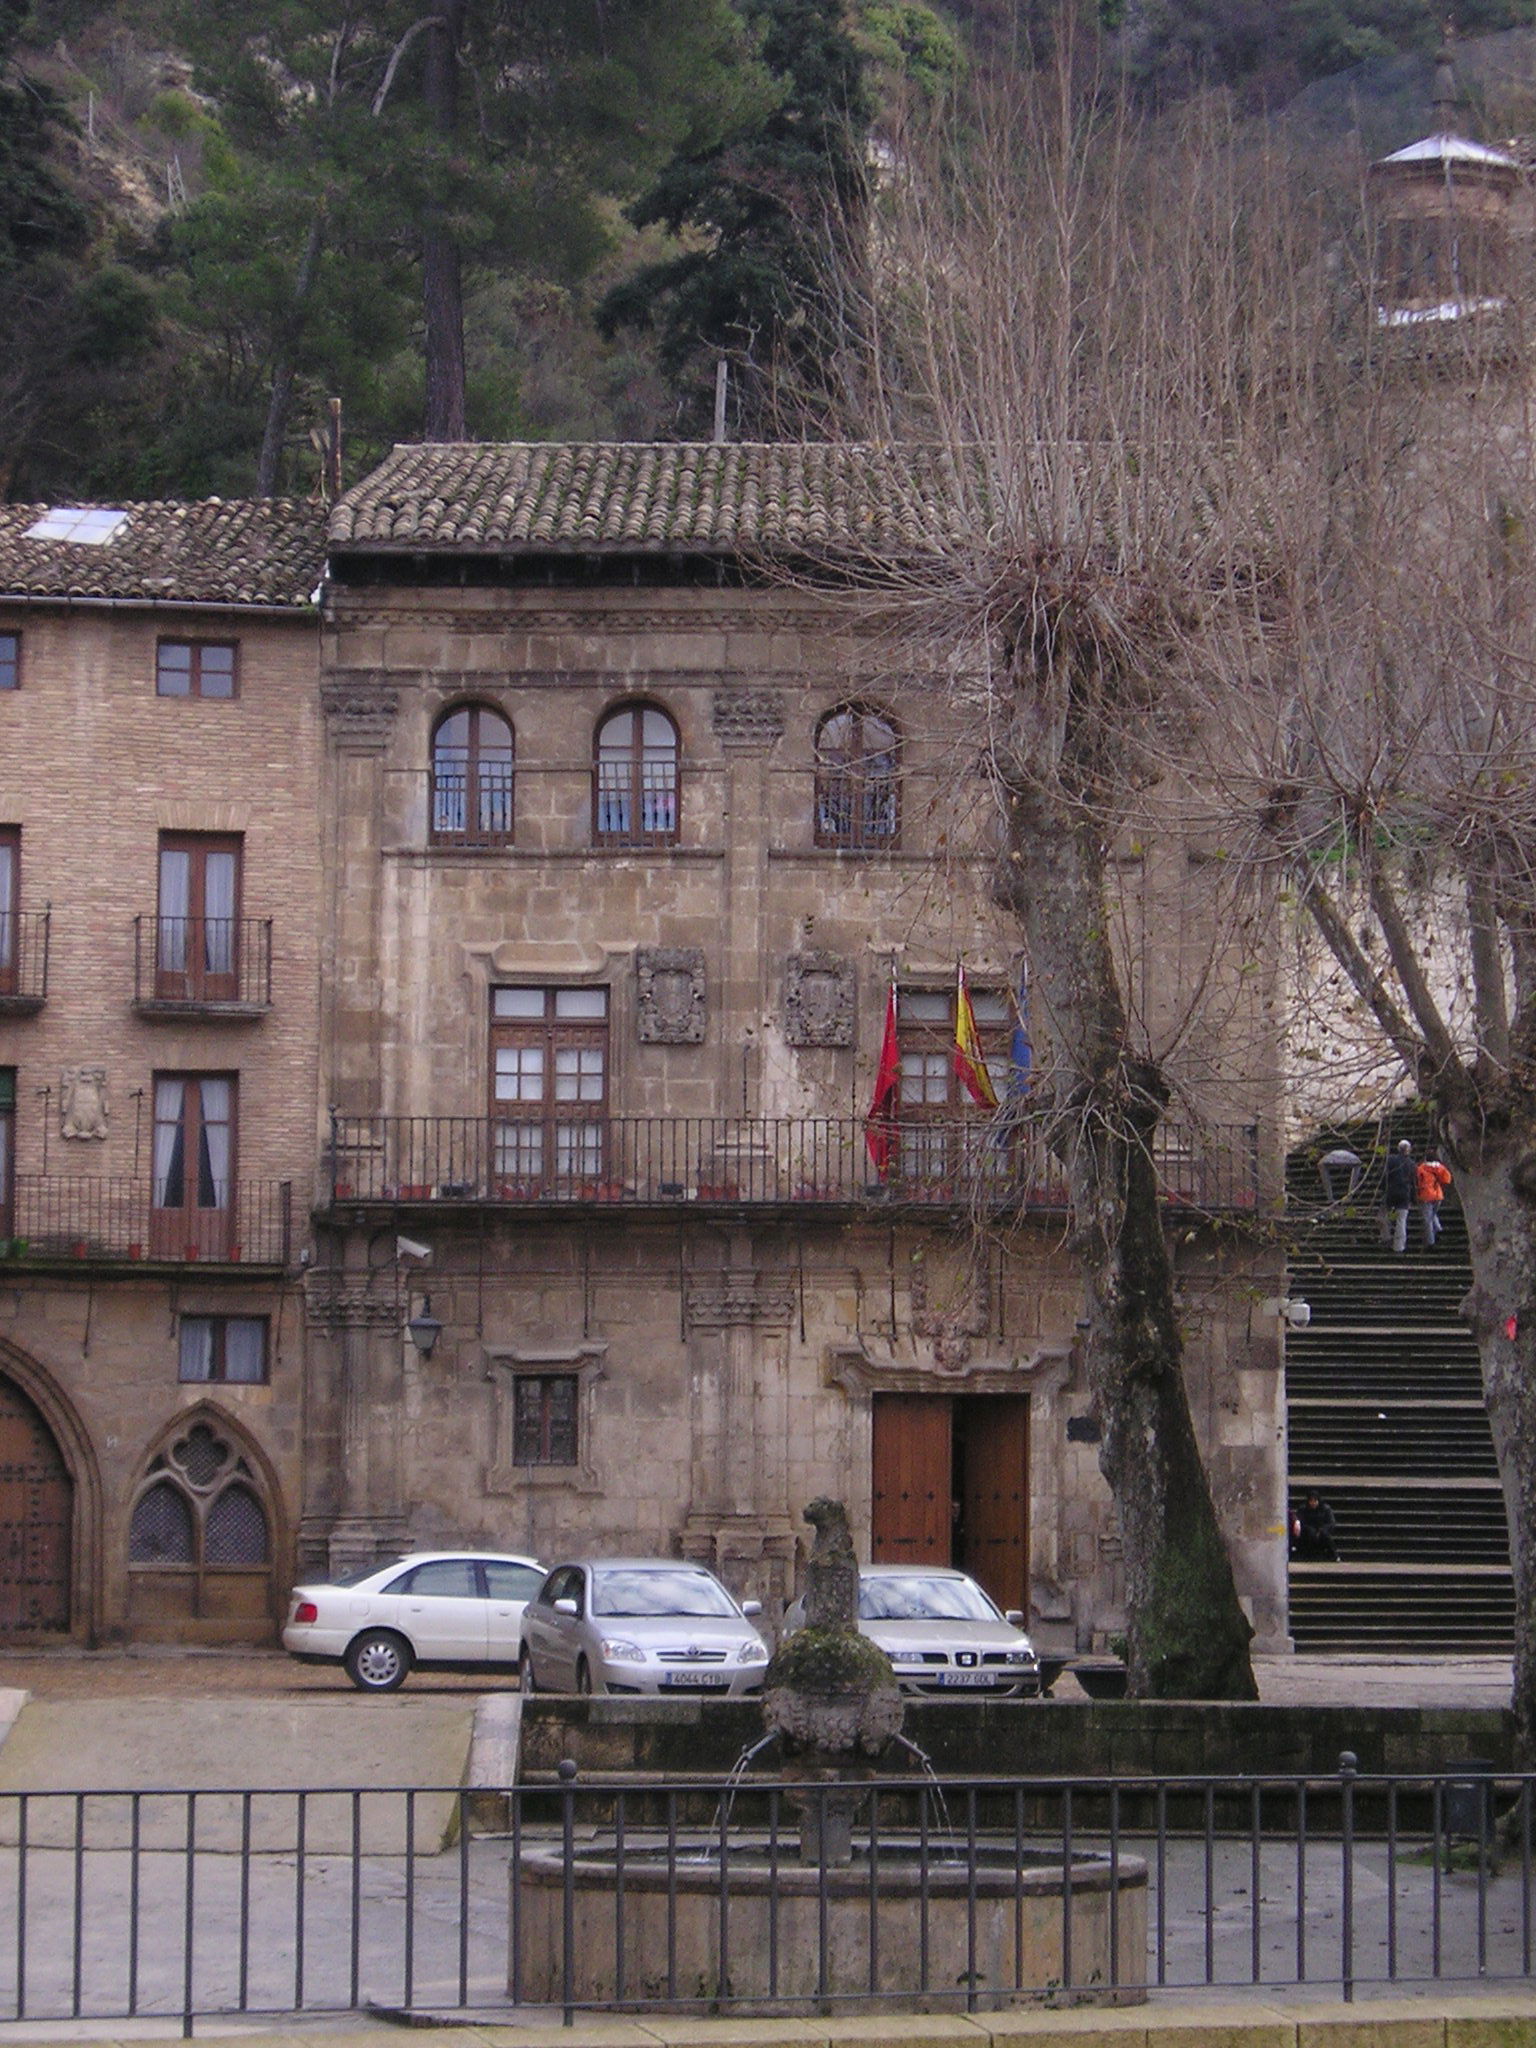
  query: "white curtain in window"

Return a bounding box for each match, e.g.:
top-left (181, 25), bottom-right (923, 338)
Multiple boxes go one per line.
top-left (0, 841), bottom-right (12, 970)
top-left (153, 1078), bottom-right (185, 1205)
top-left (225, 1319), bottom-right (264, 1382)
top-left (158, 849), bottom-right (190, 972)
top-left (179, 1319), bottom-right (214, 1381)
top-left (204, 853), bottom-right (236, 975)
top-left (198, 1079), bottom-right (231, 1208)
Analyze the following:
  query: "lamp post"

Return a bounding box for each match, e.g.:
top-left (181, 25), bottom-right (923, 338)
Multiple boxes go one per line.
top-left (406, 1294), bottom-right (443, 1358)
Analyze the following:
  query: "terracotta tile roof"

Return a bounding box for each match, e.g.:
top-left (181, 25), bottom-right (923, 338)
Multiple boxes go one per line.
top-left (0, 498), bottom-right (328, 608)
top-left (329, 442), bottom-right (963, 556)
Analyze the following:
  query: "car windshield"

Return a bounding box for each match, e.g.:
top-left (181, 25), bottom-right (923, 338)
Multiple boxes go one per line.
top-left (590, 1568), bottom-right (739, 1618)
top-left (858, 1574), bottom-right (1002, 1623)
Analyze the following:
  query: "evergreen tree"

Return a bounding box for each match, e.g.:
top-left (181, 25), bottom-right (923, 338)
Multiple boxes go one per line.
top-left (170, 0), bottom-right (768, 472)
top-left (598, 0), bottom-right (875, 438)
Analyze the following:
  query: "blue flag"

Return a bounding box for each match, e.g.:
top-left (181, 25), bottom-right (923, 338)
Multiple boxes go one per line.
top-left (1009, 965), bottom-right (1032, 1093)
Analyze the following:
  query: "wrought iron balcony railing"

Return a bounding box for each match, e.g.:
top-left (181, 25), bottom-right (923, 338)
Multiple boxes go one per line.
top-left (0, 908), bottom-right (50, 1009)
top-left (132, 916), bottom-right (274, 1013)
top-left (0, 1178), bottom-right (293, 1266)
top-left (326, 1115), bottom-right (1261, 1214)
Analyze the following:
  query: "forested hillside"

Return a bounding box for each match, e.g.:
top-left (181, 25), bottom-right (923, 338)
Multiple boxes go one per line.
top-left (0, 0), bottom-right (1526, 503)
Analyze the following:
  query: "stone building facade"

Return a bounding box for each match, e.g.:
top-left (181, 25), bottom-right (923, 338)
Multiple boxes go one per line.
top-left (308, 442), bottom-right (1290, 1653)
top-left (0, 450), bottom-right (1290, 1657)
top-left (0, 498), bottom-right (326, 1644)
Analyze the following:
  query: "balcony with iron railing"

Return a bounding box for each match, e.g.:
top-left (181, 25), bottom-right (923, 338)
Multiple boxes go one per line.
top-left (324, 1115), bottom-right (1261, 1215)
top-left (0, 1178), bottom-right (293, 1267)
top-left (0, 908), bottom-right (50, 1013)
top-left (383, 763), bottom-right (980, 859)
top-left (132, 916), bottom-right (273, 1017)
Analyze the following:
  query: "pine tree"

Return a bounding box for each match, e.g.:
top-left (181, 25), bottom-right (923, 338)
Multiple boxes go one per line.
top-left (598, 0), bottom-right (875, 438)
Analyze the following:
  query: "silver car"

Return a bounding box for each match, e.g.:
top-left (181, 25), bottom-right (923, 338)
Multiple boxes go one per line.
top-left (787, 1564), bottom-right (1041, 1698)
top-left (518, 1559), bottom-right (769, 1696)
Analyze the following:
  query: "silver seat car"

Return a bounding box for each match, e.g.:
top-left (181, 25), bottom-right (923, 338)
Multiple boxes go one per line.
top-left (518, 1559), bottom-right (769, 1696)
top-left (786, 1564), bottom-right (1041, 1697)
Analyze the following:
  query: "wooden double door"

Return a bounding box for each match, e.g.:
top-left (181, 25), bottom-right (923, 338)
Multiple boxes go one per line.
top-left (0, 1376), bottom-right (72, 1636)
top-left (871, 1393), bottom-right (1029, 1617)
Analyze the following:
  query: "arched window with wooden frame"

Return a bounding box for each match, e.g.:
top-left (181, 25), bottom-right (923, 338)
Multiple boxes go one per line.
top-left (126, 1414), bottom-right (275, 1641)
top-left (430, 704), bottom-right (515, 846)
top-left (593, 703), bottom-right (679, 847)
top-left (814, 704), bottom-right (900, 850)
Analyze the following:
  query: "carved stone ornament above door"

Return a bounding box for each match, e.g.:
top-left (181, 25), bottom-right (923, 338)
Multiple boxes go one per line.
top-left (636, 947), bottom-right (707, 1044)
top-left (783, 950), bottom-right (855, 1048)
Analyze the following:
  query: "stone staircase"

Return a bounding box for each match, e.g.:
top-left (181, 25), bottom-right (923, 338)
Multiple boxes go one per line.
top-left (1285, 1130), bottom-right (1514, 1651)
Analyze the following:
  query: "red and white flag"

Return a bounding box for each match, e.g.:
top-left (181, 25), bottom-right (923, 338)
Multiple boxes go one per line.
top-left (864, 979), bottom-right (901, 1173)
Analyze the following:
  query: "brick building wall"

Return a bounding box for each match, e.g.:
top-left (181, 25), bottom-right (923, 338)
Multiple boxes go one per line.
top-left (0, 578), bottom-right (322, 1645)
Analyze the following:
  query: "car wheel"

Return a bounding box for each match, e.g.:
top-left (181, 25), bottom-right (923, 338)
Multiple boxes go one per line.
top-left (518, 1645), bottom-right (538, 1695)
top-left (344, 1629), bottom-right (413, 1693)
top-left (575, 1655), bottom-right (598, 1696)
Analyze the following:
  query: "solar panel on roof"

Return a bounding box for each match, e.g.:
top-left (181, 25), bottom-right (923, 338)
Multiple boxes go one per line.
top-left (24, 507), bottom-right (129, 545)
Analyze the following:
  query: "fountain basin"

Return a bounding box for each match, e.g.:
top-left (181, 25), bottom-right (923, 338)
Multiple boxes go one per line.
top-left (510, 1838), bottom-right (1147, 2013)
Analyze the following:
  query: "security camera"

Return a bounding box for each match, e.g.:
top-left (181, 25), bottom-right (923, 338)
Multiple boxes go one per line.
top-left (396, 1235), bottom-right (432, 1263)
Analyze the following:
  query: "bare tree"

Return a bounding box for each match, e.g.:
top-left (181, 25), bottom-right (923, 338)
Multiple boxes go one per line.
top-left (800, 60), bottom-right (1334, 1697)
top-left (1214, 268), bottom-right (1536, 1750)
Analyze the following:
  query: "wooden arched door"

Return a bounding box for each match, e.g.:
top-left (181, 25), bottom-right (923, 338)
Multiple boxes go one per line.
top-left (0, 1375), bottom-right (72, 1634)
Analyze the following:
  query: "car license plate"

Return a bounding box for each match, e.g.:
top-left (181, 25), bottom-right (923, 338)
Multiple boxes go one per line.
top-left (936, 1670), bottom-right (994, 1687)
top-left (664, 1670), bottom-right (729, 1687)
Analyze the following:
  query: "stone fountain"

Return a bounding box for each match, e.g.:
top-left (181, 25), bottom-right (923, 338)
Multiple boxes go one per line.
top-left (510, 1499), bottom-right (1146, 2012)
top-left (761, 1495), bottom-right (905, 1864)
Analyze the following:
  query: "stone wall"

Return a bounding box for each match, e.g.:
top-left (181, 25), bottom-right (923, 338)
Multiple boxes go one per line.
top-left (310, 574), bottom-right (1288, 1651)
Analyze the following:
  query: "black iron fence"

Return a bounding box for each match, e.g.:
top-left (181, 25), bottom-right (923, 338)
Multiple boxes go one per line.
top-left (0, 908), bottom-right (49, 1006)
top-left (327, 1115), bottom-right (1262, 1214)
top-left (132, 916), bottom-right (274, 1010)
top-left (0, 1178), bottom-right (292, 1266)
top-left (0, 1760), bottom-right (1528, 2031)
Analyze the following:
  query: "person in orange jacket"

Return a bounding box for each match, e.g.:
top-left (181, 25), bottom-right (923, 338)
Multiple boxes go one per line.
top-left (1416, 1157), bottom-right (1452, 1247)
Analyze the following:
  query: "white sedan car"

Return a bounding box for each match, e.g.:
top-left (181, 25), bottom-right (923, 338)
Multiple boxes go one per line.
top-left (282, 1550), bottom-right (546, 1691)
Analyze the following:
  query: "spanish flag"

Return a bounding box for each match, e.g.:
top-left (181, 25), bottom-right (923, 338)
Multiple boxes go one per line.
top-left (953, 964), bottom-right (999, 1108)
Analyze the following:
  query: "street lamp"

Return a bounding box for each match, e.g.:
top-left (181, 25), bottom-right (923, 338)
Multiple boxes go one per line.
top-left (406, 1294), bottom-right (443, 1358)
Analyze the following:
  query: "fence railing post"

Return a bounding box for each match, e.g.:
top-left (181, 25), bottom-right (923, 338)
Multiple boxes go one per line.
top-left (559, 1758), bottom-right (578, 2026)
top-left (1339, 1750), bottom-right (1357, 2004)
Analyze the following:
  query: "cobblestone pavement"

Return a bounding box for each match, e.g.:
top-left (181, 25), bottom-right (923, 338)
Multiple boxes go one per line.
top-left (0, 1646), bottom-right (1514, 1708)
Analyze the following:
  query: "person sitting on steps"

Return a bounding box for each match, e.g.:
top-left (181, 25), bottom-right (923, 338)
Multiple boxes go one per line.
top-left (1290, 1492), bottom-right (1338, 1561)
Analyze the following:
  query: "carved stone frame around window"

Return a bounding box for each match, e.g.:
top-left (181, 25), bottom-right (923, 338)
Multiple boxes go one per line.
top-left (483, 1340), bottom-right (607, 1495)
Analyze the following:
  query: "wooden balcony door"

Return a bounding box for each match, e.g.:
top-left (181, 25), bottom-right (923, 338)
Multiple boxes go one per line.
top-left (151, 1074), bottom-right (236, 1258)
top-left (0, 829), bottom-right (16, 996)
top-left (490, 986), bottom-right (608, 1194)
top-left (157, 834), bottom-right (240, 1002)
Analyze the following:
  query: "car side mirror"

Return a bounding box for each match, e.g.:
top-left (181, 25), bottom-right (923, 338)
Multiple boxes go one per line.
top-left (1005, 1610), bottom-right (1025, 1627)
top-left (740, 1598), bottom-right (762, 1617)
top-left (553, 1597), bottom-right (579, 1617)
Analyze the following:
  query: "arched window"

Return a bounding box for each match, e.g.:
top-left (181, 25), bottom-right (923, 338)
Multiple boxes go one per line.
top-left (431, 705), bottom-right (514, 846)
top-left (127, 1418), bottom-right (273, 1637)
top-left (814, 704), bottom-right (899, 849)
top-left (593, 704), bottom-right (679, 847)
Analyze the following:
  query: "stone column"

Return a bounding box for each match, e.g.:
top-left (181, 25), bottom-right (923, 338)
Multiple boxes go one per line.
top-left (301, 1269), bottom-right (412, 1578)
top-left (320, 674), bottom-right (398, 1117)
top-left (679, 1242), bottom-right (798, 1613)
